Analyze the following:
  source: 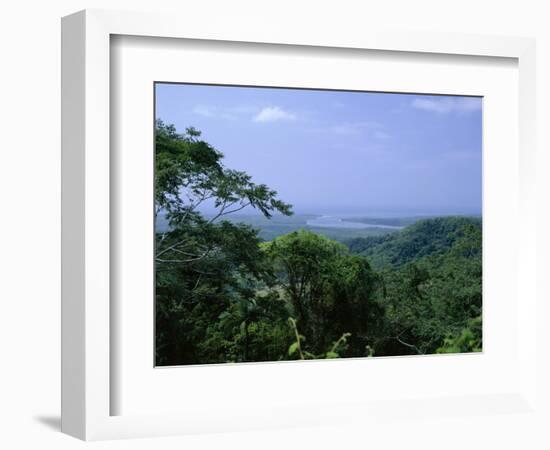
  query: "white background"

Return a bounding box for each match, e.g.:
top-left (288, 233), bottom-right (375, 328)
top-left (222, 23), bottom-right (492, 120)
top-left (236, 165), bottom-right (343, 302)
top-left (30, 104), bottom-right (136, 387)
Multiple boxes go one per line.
top-left (1, 1), bottom-right (549, 449)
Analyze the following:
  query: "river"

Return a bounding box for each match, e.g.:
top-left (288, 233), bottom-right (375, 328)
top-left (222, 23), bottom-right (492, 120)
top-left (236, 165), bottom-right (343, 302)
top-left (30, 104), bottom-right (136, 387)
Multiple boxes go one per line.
top-left (306, 215), bottom-right (404, 230)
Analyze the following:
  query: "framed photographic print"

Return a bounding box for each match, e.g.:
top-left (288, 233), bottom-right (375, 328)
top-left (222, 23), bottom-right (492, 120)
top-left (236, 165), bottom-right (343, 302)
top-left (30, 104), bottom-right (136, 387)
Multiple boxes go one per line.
top-left (153, 83), bottom-right (483, 367)
top-left (62, 9), bottom-right (538, 441)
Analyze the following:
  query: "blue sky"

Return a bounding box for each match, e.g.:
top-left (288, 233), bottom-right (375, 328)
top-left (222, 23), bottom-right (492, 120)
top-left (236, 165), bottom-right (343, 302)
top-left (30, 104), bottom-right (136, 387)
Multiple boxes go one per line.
top-left (156, 83), bottom-right (482, 216)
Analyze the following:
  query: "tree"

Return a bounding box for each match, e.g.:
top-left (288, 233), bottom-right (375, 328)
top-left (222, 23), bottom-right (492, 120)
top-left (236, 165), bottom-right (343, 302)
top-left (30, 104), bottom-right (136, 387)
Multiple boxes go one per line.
top-left (154, 120), bottom-right (293, 365)
top-left (323, 254), bottom-right (384, 355)
top-left (262, 231), bottom-right (346, 344)
top-left (263, 230), bottom-right (383, 356)
top-left (218, 298), bottom-right (261, 362)
top-left (374, 223), bottom-right (482, 356)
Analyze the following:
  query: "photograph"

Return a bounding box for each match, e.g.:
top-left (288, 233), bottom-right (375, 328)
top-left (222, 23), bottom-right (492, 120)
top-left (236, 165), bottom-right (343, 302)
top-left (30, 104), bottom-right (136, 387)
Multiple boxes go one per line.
top-left (154, 83), bottom-right (482, 366)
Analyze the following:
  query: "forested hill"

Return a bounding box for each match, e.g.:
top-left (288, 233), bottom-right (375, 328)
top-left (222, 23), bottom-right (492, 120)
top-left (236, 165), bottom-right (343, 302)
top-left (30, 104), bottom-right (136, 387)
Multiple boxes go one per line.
top-left (347, 216), bottom-right (482, 269)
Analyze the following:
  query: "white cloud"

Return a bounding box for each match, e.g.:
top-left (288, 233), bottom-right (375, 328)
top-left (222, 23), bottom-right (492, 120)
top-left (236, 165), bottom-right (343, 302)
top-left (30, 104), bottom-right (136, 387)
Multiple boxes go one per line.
top-left (253, 106), bottom-right (296, 123)
top-left (411, 97), bottom-right (482, 114)
top-left (193, 104), bottom-right (298, 123)
top-left (192, 104), bottom-right (256, 120)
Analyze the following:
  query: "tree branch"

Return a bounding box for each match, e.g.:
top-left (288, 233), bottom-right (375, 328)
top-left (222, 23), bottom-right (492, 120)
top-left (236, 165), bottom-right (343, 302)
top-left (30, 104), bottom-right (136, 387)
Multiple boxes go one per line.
top-left (393, 334), bottom-right (424, 355)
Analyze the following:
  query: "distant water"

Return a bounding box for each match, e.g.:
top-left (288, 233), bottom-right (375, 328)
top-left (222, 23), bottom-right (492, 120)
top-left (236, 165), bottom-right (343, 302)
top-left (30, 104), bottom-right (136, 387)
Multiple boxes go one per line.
top-left (306, 215), bottom-right (404, 230)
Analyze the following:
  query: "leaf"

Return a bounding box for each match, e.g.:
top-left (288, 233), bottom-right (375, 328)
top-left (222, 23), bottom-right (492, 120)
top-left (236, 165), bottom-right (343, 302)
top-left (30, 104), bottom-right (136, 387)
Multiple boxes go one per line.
top-left (325, 351), bottom-right (339, 359)
top-left (288, 342), bottom-right (299, 356)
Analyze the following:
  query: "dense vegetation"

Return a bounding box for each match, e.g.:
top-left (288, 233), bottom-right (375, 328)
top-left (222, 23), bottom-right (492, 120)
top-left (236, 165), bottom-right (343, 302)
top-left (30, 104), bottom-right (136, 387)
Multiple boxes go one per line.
top-left (347, 216), bottom-right (482, 269)
top-left (155, 121), bottom-right (482, 366)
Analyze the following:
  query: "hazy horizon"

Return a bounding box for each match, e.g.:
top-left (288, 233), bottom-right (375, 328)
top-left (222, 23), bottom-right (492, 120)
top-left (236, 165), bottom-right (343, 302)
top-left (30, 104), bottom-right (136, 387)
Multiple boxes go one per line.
top-left (156, 83), bottom-right (482, 216)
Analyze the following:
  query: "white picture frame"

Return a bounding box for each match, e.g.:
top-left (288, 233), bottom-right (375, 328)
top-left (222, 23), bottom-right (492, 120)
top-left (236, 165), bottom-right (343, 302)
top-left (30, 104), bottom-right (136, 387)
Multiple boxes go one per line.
top-left (61, 9), bottom-right (538, 441)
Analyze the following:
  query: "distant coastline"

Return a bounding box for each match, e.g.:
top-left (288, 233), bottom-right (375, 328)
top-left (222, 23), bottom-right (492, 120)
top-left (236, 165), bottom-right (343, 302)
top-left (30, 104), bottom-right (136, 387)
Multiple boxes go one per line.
top-left (306, 215), bottom-right (404, 230)
top-left (156, 210), bottom-right (481, 243)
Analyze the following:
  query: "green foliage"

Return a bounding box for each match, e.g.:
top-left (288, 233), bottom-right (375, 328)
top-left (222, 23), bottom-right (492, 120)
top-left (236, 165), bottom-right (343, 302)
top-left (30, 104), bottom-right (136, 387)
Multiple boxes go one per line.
top-left (155, 120), bottom-right (293, 365)
top-left (155, 120), bottom-right (292, 224)
top-left (155, 121), bottom-right (483, 366)
top-left (287, 318), bottom-right (351, 360)
top-left (347, 216), bottom-right (481, 269)
top-left (263, 231), bottom-right (383, 356)
top-left (373, 222), bottom-right (482, 356)
top-left (262, 230), bottom-right (348, 338)
top-left (436, 316), bottom-right (482, 354)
